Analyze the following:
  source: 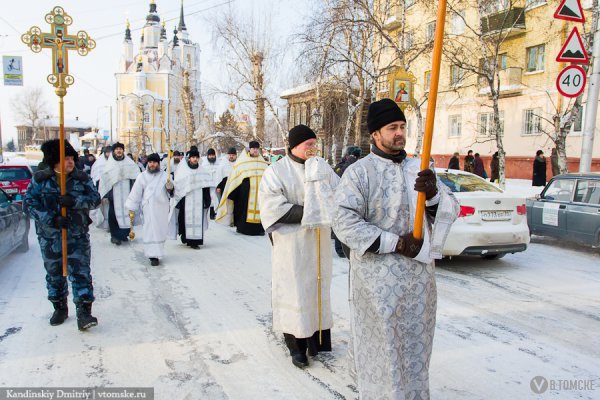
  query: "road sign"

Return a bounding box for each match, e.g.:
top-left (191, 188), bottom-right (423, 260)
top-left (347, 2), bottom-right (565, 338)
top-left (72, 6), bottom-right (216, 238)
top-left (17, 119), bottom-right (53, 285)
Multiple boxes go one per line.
top-left (556, 27), bottom-right (589, 63)
top-left (556, 65), bottom-right (586, 98)
top-left (3, 56), bottom-right (23, 86)
top-left (554, 0), bottom-right (585, 23)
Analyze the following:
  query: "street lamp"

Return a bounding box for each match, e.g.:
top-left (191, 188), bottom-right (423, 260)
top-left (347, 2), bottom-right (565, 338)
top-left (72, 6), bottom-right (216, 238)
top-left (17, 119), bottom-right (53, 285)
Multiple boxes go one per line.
top-left (96, 105), bottom-right (113, 144)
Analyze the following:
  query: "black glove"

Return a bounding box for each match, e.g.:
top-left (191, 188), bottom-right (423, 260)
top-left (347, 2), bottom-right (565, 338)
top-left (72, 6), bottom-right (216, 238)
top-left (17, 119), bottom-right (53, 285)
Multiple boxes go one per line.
top-left (414, 169), bottom-right (438, 200)
top-left (53, 215), bottom-right (69, 229)
top-left (58, 195), bottom-right (76, 208)
top-left (396, 232), bottom-right (424, 258)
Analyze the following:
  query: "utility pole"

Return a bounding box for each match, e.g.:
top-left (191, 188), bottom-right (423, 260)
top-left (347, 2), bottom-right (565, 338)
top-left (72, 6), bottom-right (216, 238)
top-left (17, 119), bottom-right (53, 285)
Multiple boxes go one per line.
top-left (251, 52), bottom-right (265, 143)
top-left (580, 15), bottom-right (600, 172)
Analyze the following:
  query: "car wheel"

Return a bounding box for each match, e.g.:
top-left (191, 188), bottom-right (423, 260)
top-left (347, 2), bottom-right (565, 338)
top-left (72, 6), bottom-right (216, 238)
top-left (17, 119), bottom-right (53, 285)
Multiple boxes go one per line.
top-left (481, 253), bottom-right (505, 260)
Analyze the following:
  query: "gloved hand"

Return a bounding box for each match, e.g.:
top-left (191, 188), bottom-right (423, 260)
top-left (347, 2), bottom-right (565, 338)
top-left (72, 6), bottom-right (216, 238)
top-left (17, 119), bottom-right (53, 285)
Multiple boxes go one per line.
top-left (58, 195), bottom-right (76, 208)
top-left (414, 169), bottom-right (438, 200)
top-left (396, 232), bottom-right (424, 258)
top-left (165, 180), bottom-right (174, 191)
top-left (53, 215), bottom-right (69, 229)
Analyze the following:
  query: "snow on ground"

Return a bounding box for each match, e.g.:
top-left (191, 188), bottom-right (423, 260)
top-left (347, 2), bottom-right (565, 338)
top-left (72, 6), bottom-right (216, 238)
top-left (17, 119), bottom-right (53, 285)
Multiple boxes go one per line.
top-left (0, 207), bottom-right (598, 399)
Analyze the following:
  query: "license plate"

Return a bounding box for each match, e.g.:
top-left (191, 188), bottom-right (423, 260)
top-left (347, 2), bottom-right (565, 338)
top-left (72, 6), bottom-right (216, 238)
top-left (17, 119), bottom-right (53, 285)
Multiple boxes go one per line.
top-left (480, 210), bottom-right (512, 221)
top-left (4, 188), bottom-right (18, 194)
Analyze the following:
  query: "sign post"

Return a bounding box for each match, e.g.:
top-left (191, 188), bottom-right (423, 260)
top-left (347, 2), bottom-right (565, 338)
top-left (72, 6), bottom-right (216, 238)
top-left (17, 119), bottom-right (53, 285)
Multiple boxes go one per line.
top-left (21, 6), bottom-right (95, 276)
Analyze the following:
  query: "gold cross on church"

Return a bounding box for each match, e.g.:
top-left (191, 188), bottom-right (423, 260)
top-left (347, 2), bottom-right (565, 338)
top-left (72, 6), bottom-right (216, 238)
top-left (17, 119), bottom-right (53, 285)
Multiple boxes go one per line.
top-left (21, 6), bottom-right (95, 92)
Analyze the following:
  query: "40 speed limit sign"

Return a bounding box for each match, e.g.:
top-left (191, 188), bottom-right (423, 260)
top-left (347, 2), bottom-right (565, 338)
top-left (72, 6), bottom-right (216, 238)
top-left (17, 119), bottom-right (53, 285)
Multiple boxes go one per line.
top-left (556, 65), bottom-right (586, 98)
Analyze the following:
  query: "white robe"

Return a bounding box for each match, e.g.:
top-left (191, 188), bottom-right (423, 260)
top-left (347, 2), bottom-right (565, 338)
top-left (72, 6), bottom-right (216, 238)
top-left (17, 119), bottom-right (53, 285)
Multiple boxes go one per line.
top-left (98, 156), bottom-right (141, 229)
top-left (333, 153), bottom-right (459, 400)
top-left (125, 170), bottom-right (171, 258)
top-left (202, 157), bottom-right (222, 209)
top-left (259, 156), bottom-right (339, 338)
top-left (168, 161), bottom-right (212, 241)
top-left (90, 155), bottom-right (110, 229)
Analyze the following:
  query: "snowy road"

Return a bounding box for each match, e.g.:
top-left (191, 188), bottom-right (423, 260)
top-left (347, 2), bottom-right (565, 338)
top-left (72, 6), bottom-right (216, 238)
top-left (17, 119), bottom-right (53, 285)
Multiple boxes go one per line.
top-left (0, 222), bottom-right (598, 399)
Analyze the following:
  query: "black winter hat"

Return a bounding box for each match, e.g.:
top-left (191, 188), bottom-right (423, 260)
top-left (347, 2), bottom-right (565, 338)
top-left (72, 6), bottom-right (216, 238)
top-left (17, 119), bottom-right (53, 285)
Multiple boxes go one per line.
top-left (227, 147), bottom-right (237, 155)
top-left (147, 153), bottom-right (161, 163)
top-left (249, 140), bottom-right (260, 149)
top-left (288, 124), bottom-right (317, 149)
top-left (207, 148), bottom-right (216, 156)
top-left (41, 139), bottom-right (79, 168)
top-left (103, 146), bottom-right (112, 153)
top-left (188, 149), bottom-right (200, 158)
top-left (367, 98), bottom-right (406, 133)
top-left (173, 150), bottom-right (182, 156)
top-left (112, 142), bottom-right (125, 151)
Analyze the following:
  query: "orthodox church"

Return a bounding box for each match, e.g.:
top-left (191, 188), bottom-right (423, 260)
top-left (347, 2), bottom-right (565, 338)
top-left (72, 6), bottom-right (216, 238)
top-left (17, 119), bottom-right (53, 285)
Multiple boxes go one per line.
top-left (115, 0), bottom-right (205, 154)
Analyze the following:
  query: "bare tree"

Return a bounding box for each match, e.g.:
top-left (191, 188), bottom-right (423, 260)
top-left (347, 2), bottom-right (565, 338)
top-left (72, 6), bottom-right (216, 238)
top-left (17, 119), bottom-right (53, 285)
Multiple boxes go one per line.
top-left (12, 87), bottom-right (48, 146)
top-left (211, 8), bottom-right (287, 146)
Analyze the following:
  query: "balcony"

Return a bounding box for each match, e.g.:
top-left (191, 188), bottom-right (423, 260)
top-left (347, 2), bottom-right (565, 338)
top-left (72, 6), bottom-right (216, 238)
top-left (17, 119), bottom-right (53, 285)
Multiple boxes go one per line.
top-left (383, 14), bottom-right (402, 31)
top-left (481, 8), bottom-right (526, 38)
top-left (478, 67), bottom-right (525, 97)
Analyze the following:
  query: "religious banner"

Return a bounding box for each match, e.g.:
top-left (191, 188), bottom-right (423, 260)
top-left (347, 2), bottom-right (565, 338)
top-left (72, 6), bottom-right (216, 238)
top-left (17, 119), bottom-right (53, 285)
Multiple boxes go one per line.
top-left (387, 68), bottom-right (417, 110)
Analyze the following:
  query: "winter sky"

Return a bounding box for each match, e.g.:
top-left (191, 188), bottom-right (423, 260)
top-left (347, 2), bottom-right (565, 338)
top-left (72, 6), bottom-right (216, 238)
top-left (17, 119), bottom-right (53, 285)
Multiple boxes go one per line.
top-left (0, 0), bottom-right (312, 144)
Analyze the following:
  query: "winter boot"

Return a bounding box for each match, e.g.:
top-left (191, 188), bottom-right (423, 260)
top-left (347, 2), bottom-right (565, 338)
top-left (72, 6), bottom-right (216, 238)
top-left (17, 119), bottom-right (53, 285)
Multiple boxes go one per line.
top-left (76, 302), bottom-right (98, 331)
top-left (150, 258), bottom-right (159, 266)
top-left (49, 298), bottom-right (68, 326)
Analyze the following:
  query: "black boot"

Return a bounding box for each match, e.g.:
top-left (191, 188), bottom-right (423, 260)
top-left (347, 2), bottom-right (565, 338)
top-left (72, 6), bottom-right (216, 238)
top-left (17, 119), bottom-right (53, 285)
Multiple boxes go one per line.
top-left (49, 298), bottom-right (68, 326)
top-left (291, 350), bottom-right (309, 368)
top-left (150, 258), bottom-right (159, 266)
top-left (76, 302), bottom-right (98, 331)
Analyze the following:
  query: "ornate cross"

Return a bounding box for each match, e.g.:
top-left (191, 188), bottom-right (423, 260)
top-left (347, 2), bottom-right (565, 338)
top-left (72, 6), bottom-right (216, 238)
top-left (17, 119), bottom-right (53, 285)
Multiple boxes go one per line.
top-left (21, 6), bottom-right (95, 93)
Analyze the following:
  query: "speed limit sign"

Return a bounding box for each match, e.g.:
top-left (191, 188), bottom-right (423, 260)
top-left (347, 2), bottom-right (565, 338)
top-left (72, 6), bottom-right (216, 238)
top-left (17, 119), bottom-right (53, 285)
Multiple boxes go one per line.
top-left (556, 65), bottom-right (586, 98)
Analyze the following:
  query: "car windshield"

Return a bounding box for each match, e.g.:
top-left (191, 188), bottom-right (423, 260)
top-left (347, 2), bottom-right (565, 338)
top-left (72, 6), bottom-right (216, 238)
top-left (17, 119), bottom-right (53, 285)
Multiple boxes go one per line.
top-left (0, 168), bottom-right (32, 181)
top-left (438, 172), bottom-right (502, 193)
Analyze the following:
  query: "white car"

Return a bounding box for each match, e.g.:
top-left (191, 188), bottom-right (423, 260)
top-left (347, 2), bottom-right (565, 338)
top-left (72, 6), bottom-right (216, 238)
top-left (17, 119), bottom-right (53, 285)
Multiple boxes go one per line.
top-left (437, 168), bottom-right (529, 259)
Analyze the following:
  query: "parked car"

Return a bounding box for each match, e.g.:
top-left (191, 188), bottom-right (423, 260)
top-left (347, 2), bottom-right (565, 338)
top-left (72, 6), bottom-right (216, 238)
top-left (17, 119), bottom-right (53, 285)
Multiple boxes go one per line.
top-left (436, 169), bottom-right (529, 259)
top-left (526, 173), bottom-right (600, 246)
top-left (0, 188), bottom-right (29, 259)
top-left (0, 164), bottom-right (33, 202)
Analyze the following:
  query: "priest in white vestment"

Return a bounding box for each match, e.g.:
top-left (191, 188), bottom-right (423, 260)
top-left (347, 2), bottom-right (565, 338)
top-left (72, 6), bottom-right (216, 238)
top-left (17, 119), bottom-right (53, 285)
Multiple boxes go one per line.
top-left (90, 146), bottom-right (112, 229)
top-left (216, 147), bottom-right (237, 202)
top-left (98, 142), bottom-right (141, 245)
top-left (333, 99), bottom-right (460, 400)
top-left (259, 125), bottom-right (340, 369)
top-left (168, 148), bottom-right (212, 249)
top-left (125, 153), bottom-right (173, 266)
top-left (201, 148), bottom-right (221, 220)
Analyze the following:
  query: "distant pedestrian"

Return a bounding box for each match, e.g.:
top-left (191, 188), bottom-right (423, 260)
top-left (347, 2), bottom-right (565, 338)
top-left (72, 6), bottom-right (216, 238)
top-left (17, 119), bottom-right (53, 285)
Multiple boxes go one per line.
top-left (532, 150), bottom-right (547, 186)
top-left (448, 152), bottom-right (460, 170)
top-left (473, 153), bottom-right (486, 178)
top-left (464, 150), bottom-right (474, 173)
top-left (490, 152), bottom-right (499, 182)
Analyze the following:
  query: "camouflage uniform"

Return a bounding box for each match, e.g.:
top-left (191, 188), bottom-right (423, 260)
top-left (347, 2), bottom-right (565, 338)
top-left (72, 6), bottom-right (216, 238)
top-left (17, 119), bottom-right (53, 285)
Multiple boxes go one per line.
top-left (24, 168), bottom-right (101, 303)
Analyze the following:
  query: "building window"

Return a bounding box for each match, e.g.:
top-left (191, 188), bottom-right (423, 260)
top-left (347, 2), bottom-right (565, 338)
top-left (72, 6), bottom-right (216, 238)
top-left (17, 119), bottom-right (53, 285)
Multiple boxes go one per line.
top-left (404, 32), bottom-right (414, 49)
top-left (143, 112), bottom-right (150, 123)
top-left (449, 115), bottom-right (462, 137)
top-left (450, 65), bottom-right (465, 86)
top-left (424, 71), bottom-right (431, 93)
top-left (128, 110), bottom-right (136, 122)
top-left (482, 0), bottom-right (509, 15)
top-left (526, 44), bottom-right (545, 72)
top-left (523, 108), bottom-right (542, 135)
top-left (426, 22), bottom-right (436, 42)
top-left (405, 0), bottom-right (415, 7)
top-left (499, 53), bottom-right (507, 70)
top-left (451, 11), bottom-right (465, 35)
top-left (526, 0), bottom-right (547, 9)
top-left (478, 112), bottom-right (504, 137)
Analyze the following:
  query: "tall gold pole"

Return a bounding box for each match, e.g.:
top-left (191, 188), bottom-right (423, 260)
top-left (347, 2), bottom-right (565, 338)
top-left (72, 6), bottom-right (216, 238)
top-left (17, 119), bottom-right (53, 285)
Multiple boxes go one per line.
top-left (316, 228), bottom-right (322, 345)
top-left (58, 90), bottom-right (67, 276)
top-left (413, 0), bottom-right (446, 239)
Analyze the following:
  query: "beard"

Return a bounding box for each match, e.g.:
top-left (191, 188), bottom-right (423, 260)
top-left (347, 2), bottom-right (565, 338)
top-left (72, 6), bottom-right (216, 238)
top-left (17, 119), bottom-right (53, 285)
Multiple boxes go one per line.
top-left (378, 136), bottom-right (405, 154)
top-left (188, 160), bottom-right (199, 169)
top-left (113, 153), bottom-right (125, 161)
top-left (208, 157), bottom-right (216, 164)
top-left (174, 158), bottom-right (181, 164)
top-left (148, 166), bottom-right (160, 174)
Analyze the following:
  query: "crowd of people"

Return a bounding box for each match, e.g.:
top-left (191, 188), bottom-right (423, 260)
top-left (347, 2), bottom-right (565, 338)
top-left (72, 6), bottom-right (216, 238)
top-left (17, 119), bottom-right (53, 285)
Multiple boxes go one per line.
top-left (24, 99), bottom-right (465, 399)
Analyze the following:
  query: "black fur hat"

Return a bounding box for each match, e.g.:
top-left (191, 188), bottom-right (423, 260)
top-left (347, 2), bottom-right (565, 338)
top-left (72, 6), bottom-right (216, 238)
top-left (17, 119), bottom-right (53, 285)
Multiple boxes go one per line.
top-left (41, 139), bottom-right (79, 168)
top-left (147, 153), bottom-right (161, 163)
top-left (112, 142), bottom-right (125, 151)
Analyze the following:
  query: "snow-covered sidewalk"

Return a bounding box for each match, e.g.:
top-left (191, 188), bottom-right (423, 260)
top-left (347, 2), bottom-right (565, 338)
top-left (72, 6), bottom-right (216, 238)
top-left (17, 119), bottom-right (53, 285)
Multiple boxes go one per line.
top-left (0, 220), bottom-right (598, 399)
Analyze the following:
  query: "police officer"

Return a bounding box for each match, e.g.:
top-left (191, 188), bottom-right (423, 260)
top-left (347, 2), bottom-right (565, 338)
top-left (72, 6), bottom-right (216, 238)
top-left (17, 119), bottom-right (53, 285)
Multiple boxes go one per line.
top-left (24, 139), bottom-right (101, 330)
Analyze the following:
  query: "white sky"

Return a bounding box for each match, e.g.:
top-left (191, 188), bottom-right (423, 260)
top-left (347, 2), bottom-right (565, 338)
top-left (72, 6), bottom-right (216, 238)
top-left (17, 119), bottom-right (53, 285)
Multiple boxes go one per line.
top-left (0, 0), bottom-right (311, 145)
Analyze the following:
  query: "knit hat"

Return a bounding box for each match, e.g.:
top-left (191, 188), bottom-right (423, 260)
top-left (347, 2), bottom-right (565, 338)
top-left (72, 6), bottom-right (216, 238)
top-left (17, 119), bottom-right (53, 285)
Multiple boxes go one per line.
top-left (173, 150), bottom-right (182, 156)
top-left (367, 98), bottom-right (406, 133)
top-left (147, 153), bottom-right (160, 163)
top-left (227, 147), bottom-right (237, 155)
top-left (112, 142), bottom-right (125, 151)
top-left (207, 148), bottom-right (216, 156)
top-left (249, 141), bottom-right (260, 149)
top-left (188, 149), bottom-right (200, 158)
top-left (288, 124), bottom-right (317, 149)
top-left (41, 139), bottom-right (79, 168)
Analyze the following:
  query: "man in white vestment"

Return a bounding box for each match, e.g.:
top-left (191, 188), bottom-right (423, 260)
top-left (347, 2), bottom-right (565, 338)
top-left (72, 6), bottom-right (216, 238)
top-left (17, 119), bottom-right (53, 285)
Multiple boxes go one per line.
top-left (169, 148), bottom-right (212, 249)
top-left (259, 125), bottom-right (339, 369)
top-left (91, 146), bottom-right (111, 188)
top-left (202, 148), bottom-right (221, 220)
top-left (333, 99), bottom-right (459, 400)
top-left (216, 147), bottom-right (237, 202)
top-left (98, 142), bottom-right (141, 245)
top-left (125, 153), bottom-right (173, 266)
top-left (90, 146), bottom-right (112, 229)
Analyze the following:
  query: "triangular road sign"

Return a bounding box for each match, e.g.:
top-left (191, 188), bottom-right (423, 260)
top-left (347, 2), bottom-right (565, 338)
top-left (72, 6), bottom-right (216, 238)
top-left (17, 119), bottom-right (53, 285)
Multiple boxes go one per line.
top-left (554, 0), bottom-right (585, 23)
top-left (556, 27), bottom-right (589, 63)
